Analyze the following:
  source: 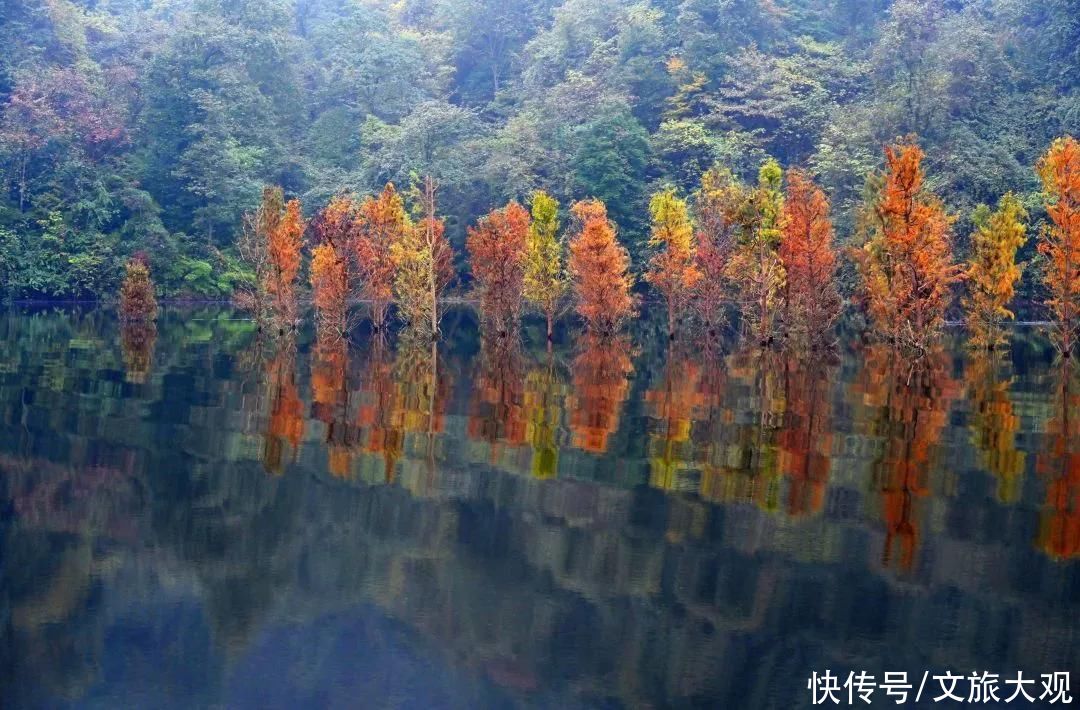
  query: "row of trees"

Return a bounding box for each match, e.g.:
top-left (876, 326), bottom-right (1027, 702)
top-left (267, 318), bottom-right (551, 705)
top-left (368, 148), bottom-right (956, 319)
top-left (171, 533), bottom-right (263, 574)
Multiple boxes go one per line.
top-left (4, 0), bottom-right (1077, 302)
top-left (121, 135), bottom-right (1079, 355)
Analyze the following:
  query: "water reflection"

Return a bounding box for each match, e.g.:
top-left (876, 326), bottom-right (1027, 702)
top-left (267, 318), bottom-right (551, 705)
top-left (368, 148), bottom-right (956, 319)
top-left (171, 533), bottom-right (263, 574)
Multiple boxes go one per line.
top-left (0, 307), bottom-right (1077, 708)
top-left (1037, 360), bottom-right (1080, 560)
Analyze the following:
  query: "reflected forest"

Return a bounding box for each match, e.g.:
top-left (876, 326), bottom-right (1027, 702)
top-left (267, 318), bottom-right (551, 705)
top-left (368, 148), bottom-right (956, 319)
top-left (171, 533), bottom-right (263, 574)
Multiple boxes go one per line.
top-left (2, 0), bottom-right (1080, 707)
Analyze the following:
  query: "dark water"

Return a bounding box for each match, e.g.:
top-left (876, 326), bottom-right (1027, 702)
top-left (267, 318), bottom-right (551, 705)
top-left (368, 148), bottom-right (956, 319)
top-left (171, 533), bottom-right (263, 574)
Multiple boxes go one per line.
top-left (1, 306), bottom-right (1077, 709)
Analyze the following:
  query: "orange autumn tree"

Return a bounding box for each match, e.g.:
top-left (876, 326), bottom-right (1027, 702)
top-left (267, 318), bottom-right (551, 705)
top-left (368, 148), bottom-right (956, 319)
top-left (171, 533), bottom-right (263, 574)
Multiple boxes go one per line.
top-left (855, 142), bottom-right (962, 353)
top-left (266, 196), bottom-right (305, 331)
top-left (309, 245), bottom-right (348, 333)
top-left (392, 176), bottom-right (454, 335)
top-left (1036, 136), bottom-right (1080, 355)
top-left (568, 199), bottom-right (634, 334)
top-left (357, 183), bottom-right (410, 331)
top-left (779, 169), bottom-right (840, 348)
top-left (963, 193), bottom-right (1028, 350)
top-left (309, 195), bottom-right (361, 334)
top-left (467, 200), bottom-right (530, 336)
top-left (646, 188), bottom-right (701, 338)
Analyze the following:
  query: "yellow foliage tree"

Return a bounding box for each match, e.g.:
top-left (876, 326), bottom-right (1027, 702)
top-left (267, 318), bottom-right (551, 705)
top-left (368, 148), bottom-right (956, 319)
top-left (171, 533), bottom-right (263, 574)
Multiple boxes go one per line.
top-left (523, 190), bottom-right (566, 340)
top-left (963, 192), bottom-right (1027, 349)
top-left (646, 188), bottom-right (701, 337)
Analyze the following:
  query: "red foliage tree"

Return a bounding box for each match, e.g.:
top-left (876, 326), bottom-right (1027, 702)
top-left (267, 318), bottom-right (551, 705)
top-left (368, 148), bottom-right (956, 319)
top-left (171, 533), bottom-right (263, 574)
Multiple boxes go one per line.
top-left (467, 201), bottom-right (530, 335)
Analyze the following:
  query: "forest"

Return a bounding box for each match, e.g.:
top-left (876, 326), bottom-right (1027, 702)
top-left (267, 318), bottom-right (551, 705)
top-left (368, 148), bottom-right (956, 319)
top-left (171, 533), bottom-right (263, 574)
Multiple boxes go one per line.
top-left (1, 0), bottom-right (1079, 346)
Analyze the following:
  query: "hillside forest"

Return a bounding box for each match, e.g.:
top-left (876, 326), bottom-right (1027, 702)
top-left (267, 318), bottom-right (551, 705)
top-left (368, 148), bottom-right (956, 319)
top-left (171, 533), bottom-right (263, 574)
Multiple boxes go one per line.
top-left (2, 0), bottom-right (1079, 350)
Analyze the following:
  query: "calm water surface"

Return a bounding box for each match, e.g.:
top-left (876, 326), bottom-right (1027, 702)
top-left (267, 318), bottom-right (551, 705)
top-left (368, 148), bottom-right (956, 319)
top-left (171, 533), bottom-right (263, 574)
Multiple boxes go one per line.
top-left (1, 306), bottom-right (1077, 708)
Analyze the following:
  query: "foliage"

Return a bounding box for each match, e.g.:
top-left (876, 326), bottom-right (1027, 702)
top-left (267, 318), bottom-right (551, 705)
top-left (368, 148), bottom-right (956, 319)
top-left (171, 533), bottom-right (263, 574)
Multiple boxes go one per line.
top-left (964, 193), bottom-right (1028, 349)
top-left (854, 142), bottom-right (962, 353)
top-left (727, 159), bottom-right (786, 344)
top-left (567, 199), bottom-right (634, 334)
top-left (780, 169), bottom-right (839, 348)
top-left (645, 188), bottom-right (700, 336)
top-left (467, 201), bottom-right (530, 335)
top-left (1036, 136), bottom-right (1080, 354)
top-left (392, 176), bottom-right (454, 333)
top-left (0, 0), bottom-right (1075, 304)
top-left (119, 256), bottom-right (158, 323)
top-left (522, 191), bottom-right (565, 339)
top-left (245, 187), bottom-right (304, 331)
top-left (356, 184), bottom-right (410, 330)
top-left (309, 243), bottom-right (348, 334)
top-left (691, 167), bottom-right (750, 334)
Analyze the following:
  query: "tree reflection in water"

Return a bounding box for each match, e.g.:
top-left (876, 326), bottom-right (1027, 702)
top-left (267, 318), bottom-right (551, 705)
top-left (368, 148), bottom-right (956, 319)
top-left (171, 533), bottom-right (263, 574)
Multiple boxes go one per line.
top-left (1037, 359), bottom-right (1080, 560)
top-left (1, 307), bottom-right (1078, 708)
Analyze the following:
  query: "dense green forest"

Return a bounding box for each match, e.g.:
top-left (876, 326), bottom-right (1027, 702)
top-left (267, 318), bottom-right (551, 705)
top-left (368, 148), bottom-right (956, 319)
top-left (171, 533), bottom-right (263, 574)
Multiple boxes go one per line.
top-left (0, 0), bottom-right (1077, 300)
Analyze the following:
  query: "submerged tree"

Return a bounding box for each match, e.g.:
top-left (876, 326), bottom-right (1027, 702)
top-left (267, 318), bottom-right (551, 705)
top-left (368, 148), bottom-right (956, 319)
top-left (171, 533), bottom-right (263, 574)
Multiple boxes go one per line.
top-left (523, 191), bottom-right (566, 341)
top-left (568, 199), bottom-right (634, 334)
top-left (779, 169), bottom-right (839, 348)
top-left (1037, 136), bottom-right (1080, 356)
top-left (392, 176), bottom-right (454, 335)
top-left (646, 188), bottom-right (701, 338)
top-left (728, 159), bottom-right (786, 345)
top-left (692, 167), bottom-right (749, 336)
top-left (308, 195), bottom-right (361, 334)
top-left (357, 183), bottom-right (410, 331)
top-left (854, 142), bottom-right (962, 353)
top-left (119, 255), bottom-right (158, 323)
top-left (236, 186), bottom-right (282, 323)
top-left (467, 200), bottom-right (530, 336)
top-left (963, 192), bottom-right (1027, 350)
top-left (238, 186), bottom-right (304, 332)
top-left (309, 240), bottom-right (349, 334)
top-left (267, 199), bottom-right (305, 331)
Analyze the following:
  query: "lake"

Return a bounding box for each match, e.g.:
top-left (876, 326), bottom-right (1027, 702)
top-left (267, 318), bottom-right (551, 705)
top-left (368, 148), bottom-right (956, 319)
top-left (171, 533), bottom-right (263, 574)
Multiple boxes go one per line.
top-left (1, 306), bottom-right (1077, 708)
